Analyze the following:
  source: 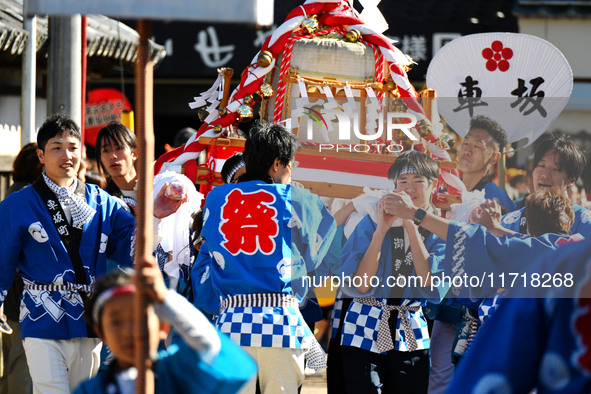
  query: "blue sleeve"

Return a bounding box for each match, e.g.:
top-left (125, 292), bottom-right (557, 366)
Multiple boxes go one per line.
top-left (443, 221), bottom-right (562, 298)
top-left (482, 182), bottom-right (514, 212)
top-left (572, 205), bottom-right (591, 236)
top-left (0, 198), bottom-right (23, 305)
top-left (448, 297), bottom-right (546, 393)
top-left (339, 215), bottom-right (384, 298)
top-left (191, 242), bottom-right (220, 318)
top-left (104, 192), bottom-right (136, 268)
top-left (314, 225), bottom-right (345, 278)
top-left (72, 374), bottom-right (108, 394)
top-left (422, 233), bottom-right (448, 301)
top-left (158, 330), bottom-right (256, 394)
top-left (500, 208), bottom-right (524, 232)
top-left (290, 190), bottom-right (337, 279)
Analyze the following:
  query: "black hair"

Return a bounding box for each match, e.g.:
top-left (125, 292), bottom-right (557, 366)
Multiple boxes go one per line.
top-left (387, 150), bottom-right (439, 182)
top-left (469, 115), bottom-right (507, 152)
top-left (190, 210), bottom-right (204, 246)
top-left (37, 114), bottom-right (81, 152)
top-left (532, 131), bottom-right (586, 182)
top-left (243, 122), bottom-right (299, 178)
top-left (85, 269), bottom-right (134, 331)
top-left (221, 153), bottom-right (245, 184)
top-left (95, 122), bottom-right (137, 179)
top-left (173, 127), bottom-right (197, 148)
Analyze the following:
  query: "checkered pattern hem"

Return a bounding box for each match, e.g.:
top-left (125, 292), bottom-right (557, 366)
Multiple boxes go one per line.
top-left (340, 298), bottom-right (430, 354)
top-left (216, 306), bottom-right (314, 349)
top-left (329, 293), bottom-right (344, 340)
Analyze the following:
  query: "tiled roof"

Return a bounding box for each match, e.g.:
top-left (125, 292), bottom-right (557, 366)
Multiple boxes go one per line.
top-left (0, 0), bottom-right (166, 64)
top-left (514, 0), bottom-right (591, 18)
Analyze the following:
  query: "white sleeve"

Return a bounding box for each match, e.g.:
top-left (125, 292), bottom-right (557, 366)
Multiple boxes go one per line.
top-left (153, 290), bottom-right (221, 364)
top-left (152, 217), bottom-right (162, 252)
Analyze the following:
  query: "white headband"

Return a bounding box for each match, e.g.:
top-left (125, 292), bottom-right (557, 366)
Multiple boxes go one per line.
top-left (392, 163), bottom-right (437, 183)
top-left (392, 164), bottom-right (418, 183)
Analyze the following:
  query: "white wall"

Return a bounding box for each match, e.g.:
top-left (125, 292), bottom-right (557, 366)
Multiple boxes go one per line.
top-left (519, 19), bottom-right (591, 79)
top-left (0, 95), bottom-right (47, 154)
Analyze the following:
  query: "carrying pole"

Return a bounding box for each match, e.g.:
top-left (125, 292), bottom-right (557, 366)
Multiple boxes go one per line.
top-left (134, 19), bottom-right (155, 394)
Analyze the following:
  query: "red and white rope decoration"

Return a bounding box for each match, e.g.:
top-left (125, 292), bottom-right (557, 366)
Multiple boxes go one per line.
top-left (154, 0), bottom-right (441, 175)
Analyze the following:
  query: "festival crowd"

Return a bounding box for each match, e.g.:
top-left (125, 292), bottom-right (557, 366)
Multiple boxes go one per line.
top-left (0, 113), bottom-right (590, 394)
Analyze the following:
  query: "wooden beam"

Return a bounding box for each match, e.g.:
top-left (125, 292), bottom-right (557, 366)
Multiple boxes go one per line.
top-left (297, 146), bottom-right (456, 169)
top-left (297, 181), bottom-right (364, 200)
top-left (199, 136), bottom-right (245, 148)
top-left (194, 168), bottom-right (224, 186)
top-left (134, 19), bottom-right (155, 394)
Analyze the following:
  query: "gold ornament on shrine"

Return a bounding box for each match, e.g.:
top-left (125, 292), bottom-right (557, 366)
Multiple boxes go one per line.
top-left (218, 107), bottom-right (228, 117)
top-left (437, 134), bottom-right (455, 150)
top-left (335, 89), bottom-right (347, 98)
top-left (345, 29), bottom-right (361, 43)
top-left (393, 100), bottom-right (408, 113)
top-left (197, 108), bottom-right (209, 122)
top-left (243, 95), bottom-right (254, 106)
top-left (257, 50), bottom-right (273, 68)
top-left (237, 105), bottom-right (254, 122)
top-left (307, 86), bottom-right (321, 95)
top-left (301, 15), bottom-right (319, 34)
top-left (403, 55), bottom-right (415, 72)
top-left (384, 78), bottom-right (396, 92)
top-left (258, 83), bottom-right (275, 99)
top-left (416, 120), bottom-right (432, 138)
top-left (212, 124), bottom-right (223, 133)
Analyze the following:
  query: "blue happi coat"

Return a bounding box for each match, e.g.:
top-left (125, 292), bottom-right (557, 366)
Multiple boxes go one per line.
top-left (442, 221), bottom-right (583, 299)
top-left (480, 180), bottom-right (515, 212)
top-left (195, 180), bottom-right (336, 349)
top-left (448, 239), bottom-right (591, 393)
top-left (0, 183), bottom-right (135, 339)
top-left (339, 214), bottom-right (446, 353)
top-left (501, 203), bottom-right (591, 235)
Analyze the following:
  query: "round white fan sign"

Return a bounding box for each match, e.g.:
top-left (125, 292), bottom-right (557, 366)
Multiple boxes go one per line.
top-left (427, 32), bottom-right (573, 146)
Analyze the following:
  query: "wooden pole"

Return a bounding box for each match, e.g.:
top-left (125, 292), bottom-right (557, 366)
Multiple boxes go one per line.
top-left (219, 67), bottom-right (234, 110)
top-left (498, 150), bottom-right (507, 192)
top-left (81, 15), bottom-right (87, 144)
top-left (134, 19), bottom-right (155, 394)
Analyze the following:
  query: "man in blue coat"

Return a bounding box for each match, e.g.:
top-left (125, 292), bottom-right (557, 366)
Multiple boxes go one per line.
top-left (195, 122), bottom-right (336, 393)
top-left (0, 115), bottom-right (136, 393)
top-left (448, 238), bottom-right (591, 394)
top-left (429, 115), bottom-right (514, 394)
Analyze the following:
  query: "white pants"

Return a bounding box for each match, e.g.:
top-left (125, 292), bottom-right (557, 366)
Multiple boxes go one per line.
top-left (22, 337), bottom-right (102, 394)
top-left (239, 347), bottom-right (305, 394)
top-left (428, 321), bottom-right (457, 394)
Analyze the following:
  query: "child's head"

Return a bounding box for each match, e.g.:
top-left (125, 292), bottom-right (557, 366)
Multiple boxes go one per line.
top-left (388, 150), bottom-right (439, 209)
top-left (87, 269), bottom-right (166, 369)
